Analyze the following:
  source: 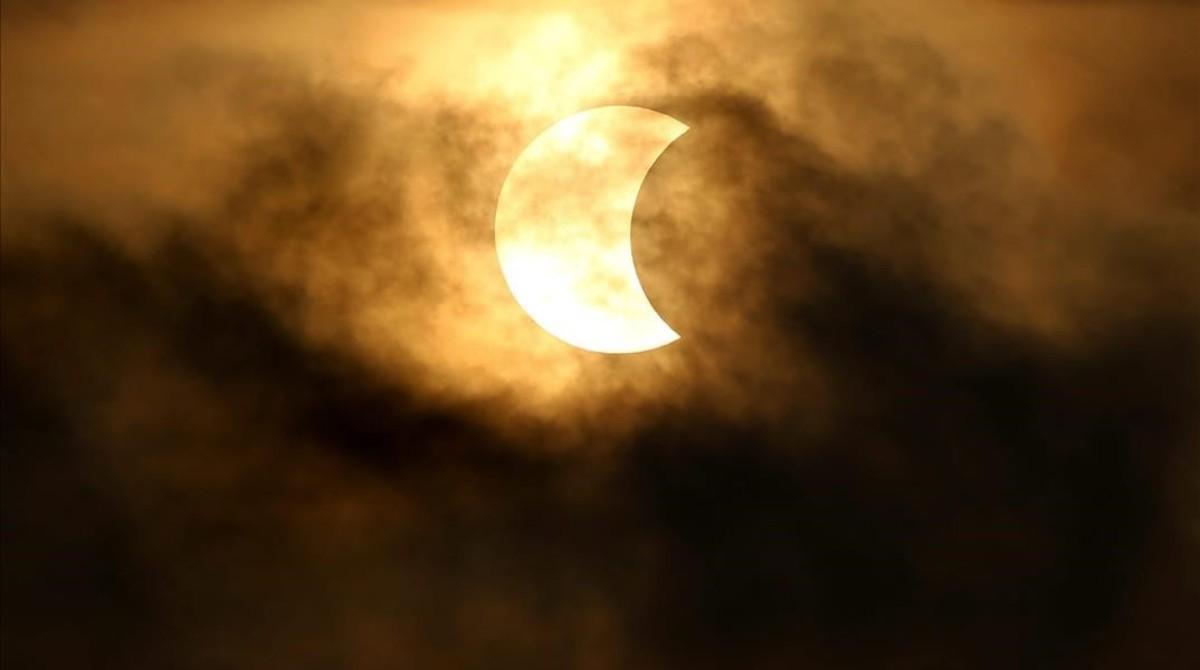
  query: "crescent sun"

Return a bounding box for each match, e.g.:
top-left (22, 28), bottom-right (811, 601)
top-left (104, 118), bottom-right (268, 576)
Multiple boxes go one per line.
top-left (494, 105), bottom-right (687, 354)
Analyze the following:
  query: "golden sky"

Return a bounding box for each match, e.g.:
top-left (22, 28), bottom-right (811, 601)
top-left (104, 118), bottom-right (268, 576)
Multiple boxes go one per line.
top-left (2, 1), bottom-right (1197, 667)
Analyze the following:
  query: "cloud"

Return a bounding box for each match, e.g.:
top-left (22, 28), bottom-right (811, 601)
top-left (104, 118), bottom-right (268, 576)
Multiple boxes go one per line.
top-left (2, 1), bottom-right (1197, 667)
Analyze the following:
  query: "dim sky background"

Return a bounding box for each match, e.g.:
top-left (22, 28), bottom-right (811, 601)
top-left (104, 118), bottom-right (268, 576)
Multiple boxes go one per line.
top-left (2, 1), bottom-right (1198, 668)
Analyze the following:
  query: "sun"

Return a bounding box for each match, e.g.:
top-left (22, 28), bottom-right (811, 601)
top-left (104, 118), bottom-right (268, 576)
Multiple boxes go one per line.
top-left (494, 106), bottom-right (687, 354)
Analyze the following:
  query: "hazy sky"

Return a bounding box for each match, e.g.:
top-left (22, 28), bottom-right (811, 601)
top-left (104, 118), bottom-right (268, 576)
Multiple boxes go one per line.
top-left (2, 1), bottom-right (1197, 668)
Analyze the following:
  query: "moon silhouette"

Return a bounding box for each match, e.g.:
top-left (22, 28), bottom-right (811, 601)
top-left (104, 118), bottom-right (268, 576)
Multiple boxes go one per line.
top-left (495, 106), bottom-right (687, 354)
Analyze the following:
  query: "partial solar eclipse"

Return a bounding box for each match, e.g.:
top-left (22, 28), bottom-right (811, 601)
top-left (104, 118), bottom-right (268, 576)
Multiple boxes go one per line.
top-left (495, 106), bottom-right (687, 354)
